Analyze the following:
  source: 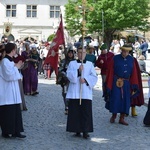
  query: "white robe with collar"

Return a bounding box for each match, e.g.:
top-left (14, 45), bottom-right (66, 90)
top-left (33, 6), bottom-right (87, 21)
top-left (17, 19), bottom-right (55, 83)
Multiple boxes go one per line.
top-left (66, 60), bottom-right (98, 100)
top-left (0, 58), bottom-right (22, 106)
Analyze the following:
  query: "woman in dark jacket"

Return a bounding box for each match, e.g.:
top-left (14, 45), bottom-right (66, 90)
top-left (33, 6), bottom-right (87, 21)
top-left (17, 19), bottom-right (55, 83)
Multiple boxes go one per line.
top-left (58, 49), bottom-right (75, 115)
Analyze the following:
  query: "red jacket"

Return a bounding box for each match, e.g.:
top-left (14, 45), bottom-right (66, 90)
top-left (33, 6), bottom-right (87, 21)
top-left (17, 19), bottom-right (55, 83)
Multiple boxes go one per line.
top-left (96, 52), bottom-right (114, 75)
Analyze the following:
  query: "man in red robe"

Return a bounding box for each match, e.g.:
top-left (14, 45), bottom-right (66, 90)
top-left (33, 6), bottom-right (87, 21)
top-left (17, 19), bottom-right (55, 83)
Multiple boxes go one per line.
top-left (96, 43), bottom-right (114, 97)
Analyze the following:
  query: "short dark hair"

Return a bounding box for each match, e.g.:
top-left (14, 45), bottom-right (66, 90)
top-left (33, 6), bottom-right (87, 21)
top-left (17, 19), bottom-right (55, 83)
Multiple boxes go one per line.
top-left (77, 46), bottom-right (82, 50)
top-left (5, 43), bottom-right (15, 54)
top-left (0, 44), bottom-right (5, 53)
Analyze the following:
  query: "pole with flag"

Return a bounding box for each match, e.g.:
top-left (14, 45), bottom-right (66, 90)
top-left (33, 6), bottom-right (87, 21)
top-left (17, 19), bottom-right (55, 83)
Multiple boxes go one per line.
top-left (44, 14), bottom-right (65, 76)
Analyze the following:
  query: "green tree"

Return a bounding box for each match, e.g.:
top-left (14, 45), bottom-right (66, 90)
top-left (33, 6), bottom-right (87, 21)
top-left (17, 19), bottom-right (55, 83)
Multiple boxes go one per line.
top-left (47, 34), bottom-right (55, 42)
top-left (65, 0), bottom-right (150, 48)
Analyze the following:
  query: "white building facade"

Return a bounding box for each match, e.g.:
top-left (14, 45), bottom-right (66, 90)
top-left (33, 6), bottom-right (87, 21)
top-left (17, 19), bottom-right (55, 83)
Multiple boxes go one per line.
top-left (0, 0), bottom-right (68, 42)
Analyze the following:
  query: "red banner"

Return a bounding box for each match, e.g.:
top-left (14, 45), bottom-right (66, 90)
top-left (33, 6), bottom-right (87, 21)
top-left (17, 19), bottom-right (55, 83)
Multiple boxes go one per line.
top-left (44, 14), bottom-right (65, 75)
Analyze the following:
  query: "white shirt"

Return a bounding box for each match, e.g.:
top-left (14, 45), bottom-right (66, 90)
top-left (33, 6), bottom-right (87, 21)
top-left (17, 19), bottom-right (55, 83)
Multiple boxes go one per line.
top-left (114, 43), bottom-right (121, 55)
top-left (148, 42), bottom-right (150, 50)
top-left (120, 39), bottom-right (124, 47)
top-left (134, 41), bottom-right (140, 49)
top-left (43, 48), bottom-right (48, 57)
top-left (93, 39), bottom-right (99, 47)
top-left (39, 48), bottom-right (44, 59)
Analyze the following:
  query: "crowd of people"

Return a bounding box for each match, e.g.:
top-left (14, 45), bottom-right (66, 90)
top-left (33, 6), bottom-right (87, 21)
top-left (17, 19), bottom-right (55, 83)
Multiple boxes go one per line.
top-left (0, 37), bottom-right (150, 140)
top-left (58, 38), bottom-right (150, 138)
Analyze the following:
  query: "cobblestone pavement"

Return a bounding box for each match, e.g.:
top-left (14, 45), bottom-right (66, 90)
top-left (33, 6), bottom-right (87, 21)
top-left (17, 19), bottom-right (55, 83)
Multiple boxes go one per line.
top-left (0, 73), bottom-right (150, 150)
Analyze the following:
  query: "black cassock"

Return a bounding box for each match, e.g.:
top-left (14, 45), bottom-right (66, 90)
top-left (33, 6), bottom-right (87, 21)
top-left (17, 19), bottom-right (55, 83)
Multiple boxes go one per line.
top-left (0, 104), bottom-right (24, 135)
top-left (66, 99), bottom-right (93, 133)
top-left (143, 98), bottom-right (150, 126)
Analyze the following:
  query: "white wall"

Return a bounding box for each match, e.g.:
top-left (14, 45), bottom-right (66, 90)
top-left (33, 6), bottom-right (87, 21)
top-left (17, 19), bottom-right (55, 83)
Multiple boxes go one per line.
top-left (0, 0), bottom-right (68, 41)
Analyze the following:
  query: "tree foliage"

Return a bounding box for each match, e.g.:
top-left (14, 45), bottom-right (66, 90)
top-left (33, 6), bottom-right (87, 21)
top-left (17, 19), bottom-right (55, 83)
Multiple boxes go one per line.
top-left (47, 34), bottom-right (55, 42)
top-left (65, 0), bottom-right (150, 47)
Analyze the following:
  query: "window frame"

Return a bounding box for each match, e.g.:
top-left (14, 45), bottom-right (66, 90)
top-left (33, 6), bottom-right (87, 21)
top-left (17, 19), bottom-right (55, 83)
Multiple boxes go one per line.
top-left (26, 5), bottom-right (37, 18)
top-left (50, 5), bottom-right (60, 18)
top-left (6, 4), bottom-right (16, 17)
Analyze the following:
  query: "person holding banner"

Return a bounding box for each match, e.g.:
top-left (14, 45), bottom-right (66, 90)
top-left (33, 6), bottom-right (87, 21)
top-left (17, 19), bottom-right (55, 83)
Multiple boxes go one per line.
top-left (44, 14), bottom-right (65, 77)
top-left (66, 47), bottom-right (98, 139)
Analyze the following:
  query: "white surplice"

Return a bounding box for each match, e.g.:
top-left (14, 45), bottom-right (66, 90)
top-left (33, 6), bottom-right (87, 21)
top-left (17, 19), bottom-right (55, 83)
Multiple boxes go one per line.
top-left (66, 60), bottom-right (98, 100)
top-left (0, 58), bottom-right (22, 105)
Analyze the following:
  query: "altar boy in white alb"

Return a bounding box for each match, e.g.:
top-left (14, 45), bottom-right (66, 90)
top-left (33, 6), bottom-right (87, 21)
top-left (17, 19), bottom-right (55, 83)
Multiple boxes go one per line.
top-left (0, 43), bottom-right (26, 138)
top-left (66, 47), bottom-right (98, 139)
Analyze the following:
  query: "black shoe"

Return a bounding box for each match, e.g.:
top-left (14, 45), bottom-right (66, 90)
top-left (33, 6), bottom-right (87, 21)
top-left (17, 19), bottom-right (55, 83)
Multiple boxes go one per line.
top-left (2, 133), bottom-right (10, 138)
top-left (74, 132), bottom-right (81, 137)
top-left (31, 93), bottom-right (36, 96)
top-left (144, 124), bottom-right (150, 127)
top-left (83, 132), bottom-right (89, 139)
top-left (35, 91), bottom-right (39, 95)
top-left (31, 91), bottom-right (39, 96)
top-left (12, 133), bottom-right (26, 138)
top-left (22, 107), bottom-right (28, 111)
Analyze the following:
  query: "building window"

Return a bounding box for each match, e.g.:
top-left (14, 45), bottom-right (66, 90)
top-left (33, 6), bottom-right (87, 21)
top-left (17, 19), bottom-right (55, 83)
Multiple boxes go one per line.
top-left (27, 5), bottom-right (37, 18)
top-left (50, 6), bottom-right (60, 18)
top-left (6, 5), bottom-right (16, 17)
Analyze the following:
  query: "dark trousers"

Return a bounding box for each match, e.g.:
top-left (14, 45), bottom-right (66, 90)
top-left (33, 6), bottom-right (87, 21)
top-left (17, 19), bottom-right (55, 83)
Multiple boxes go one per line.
top-left (38, 58), bottom-right (44, 74)
top-left (94, 46), bottom-right (99, 56)
top-left (62, 85), bottom-right (69, 110)
top-left (142, 51), bottom-right (147, 59)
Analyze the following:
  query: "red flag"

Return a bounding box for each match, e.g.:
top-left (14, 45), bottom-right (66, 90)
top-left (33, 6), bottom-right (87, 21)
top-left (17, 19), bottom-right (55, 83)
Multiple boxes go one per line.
top-left (44, 14), bottom-right (65, 75)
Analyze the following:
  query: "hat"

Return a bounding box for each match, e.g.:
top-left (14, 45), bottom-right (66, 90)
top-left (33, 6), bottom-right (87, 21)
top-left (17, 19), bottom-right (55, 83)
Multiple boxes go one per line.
top-left (138, 55), bottom-right (145, 60)
top-left (30, 44), bottom-right (37, 49)
top-left (120, 44), bottom-right (132, 51)
top-left (88, 45), bottom-right (94, 49)
top-left (100, 43), bottom-right (107, 50)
